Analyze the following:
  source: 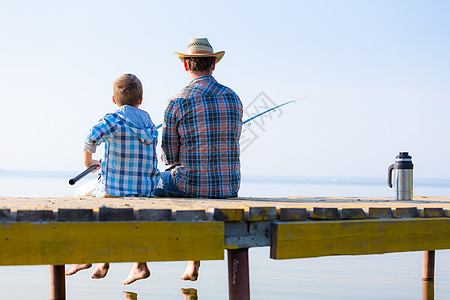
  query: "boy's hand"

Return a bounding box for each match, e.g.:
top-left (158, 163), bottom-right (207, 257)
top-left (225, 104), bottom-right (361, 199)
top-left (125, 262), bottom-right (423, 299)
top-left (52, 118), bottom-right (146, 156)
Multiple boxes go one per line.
top-left (84, 151), bottom-right (101, 172)
top-left (87, 159), bottom-right (101, 172)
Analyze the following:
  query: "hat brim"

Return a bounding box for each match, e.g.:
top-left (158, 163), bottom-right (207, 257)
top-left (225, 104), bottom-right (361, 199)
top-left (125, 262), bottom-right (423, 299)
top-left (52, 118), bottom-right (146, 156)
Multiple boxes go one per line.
top-left (174, 51), bottom-right (225, 63)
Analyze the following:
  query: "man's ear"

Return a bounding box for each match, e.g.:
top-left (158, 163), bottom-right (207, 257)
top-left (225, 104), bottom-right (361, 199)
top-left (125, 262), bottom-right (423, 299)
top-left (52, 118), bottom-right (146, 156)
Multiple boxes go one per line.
top-left (183, 59), bottom-right (189, 71)
top-left (112, 96), bottom-right (117, 104)
top-left (138, 98), bottom-right (143, 105)
top-left (211, 61), bottom-right (216, 71)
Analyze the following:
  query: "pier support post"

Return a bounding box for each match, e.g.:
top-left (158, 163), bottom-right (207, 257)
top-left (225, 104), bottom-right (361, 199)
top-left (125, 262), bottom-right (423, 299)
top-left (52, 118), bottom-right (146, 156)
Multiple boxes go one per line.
top-left (50, 265), bottom-right (66, 300)
top-left (227, 248), bottom-right (250, 300)
top-left (422, 280), bottom-right (434, 300)
top-left (422, 250), bottom-right (435, 281)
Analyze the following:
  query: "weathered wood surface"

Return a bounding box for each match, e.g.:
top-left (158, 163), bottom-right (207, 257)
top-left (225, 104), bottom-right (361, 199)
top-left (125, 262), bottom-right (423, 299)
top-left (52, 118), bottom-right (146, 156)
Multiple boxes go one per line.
top-left (0, 221), bottom-right (224, 266)
top-left (270, 218), bottom-right (450, 259)
top-left (0, 196), bottom-right (450, 221)
top-left (1, 196), bottom-right (450, 265)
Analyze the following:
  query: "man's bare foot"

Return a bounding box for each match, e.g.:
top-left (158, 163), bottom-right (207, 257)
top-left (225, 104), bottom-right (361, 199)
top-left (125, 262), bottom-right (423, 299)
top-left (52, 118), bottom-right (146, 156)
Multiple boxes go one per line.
top-left (65, 264), bottom-right (92, 276)
top-left (91, 263), bottom-right (110, 279)
top-left (180, 261), bottom-right (200, 281)
top-left (123, 262), bottom-right (150, 285)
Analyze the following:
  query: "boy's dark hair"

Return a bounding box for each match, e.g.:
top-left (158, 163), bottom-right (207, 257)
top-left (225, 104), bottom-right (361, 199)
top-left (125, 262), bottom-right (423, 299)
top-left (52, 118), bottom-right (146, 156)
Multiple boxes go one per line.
top-left (185, 57), bottom-right (215, 72)
top-left (113, 74), bottom-right (143, 106)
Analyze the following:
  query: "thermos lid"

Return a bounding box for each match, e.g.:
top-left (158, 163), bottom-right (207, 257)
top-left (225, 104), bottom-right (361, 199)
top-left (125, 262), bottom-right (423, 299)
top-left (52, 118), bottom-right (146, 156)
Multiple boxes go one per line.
top-left (395, 152), bottom-right (413, 169)
top-left (396, 152), bottom-right (412, 159)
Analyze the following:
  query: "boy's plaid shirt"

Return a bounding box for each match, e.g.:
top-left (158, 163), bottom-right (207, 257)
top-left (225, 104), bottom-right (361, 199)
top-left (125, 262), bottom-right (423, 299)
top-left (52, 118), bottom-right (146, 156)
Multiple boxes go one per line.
top-left (84, 108), bottom-right (159, 197)
top-left (161, 75), bottom-right (243, 198)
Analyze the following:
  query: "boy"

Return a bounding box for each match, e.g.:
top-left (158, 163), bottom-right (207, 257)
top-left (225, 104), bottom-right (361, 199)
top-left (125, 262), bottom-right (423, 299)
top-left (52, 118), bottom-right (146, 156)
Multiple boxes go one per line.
top-left (66, 74), bottom-right (159, 285)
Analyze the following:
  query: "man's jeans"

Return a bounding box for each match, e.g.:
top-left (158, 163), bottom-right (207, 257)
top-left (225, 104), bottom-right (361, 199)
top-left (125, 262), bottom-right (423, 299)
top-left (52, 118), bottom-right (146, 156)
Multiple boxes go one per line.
top-left (154, 171), bottom-right (190, 197)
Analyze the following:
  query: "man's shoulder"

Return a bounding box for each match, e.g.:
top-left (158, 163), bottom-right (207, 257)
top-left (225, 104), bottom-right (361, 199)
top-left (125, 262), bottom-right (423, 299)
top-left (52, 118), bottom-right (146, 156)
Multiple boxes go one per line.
top-left (179, 79), bottom-right (238, 97)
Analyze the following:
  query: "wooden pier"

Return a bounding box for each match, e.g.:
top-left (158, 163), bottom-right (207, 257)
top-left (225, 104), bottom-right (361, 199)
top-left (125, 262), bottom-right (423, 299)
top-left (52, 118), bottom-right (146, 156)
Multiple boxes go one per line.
top-left (1, 195), bottom-right (450, 299)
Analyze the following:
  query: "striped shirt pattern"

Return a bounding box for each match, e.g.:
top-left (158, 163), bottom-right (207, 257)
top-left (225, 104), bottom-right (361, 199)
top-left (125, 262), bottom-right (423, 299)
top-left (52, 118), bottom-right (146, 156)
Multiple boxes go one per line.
top-left (84, 109), bottom-right (159, 197)
top-left (161, 75), bottom-right (243, 198)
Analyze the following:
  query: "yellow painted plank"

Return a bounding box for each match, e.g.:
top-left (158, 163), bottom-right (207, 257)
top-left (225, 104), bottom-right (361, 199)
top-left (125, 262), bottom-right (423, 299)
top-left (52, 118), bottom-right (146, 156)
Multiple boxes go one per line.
top-left (271, 218), bottom-right (450, 259)
top-left (211, 208), bottom-right (244, 221)
top-left (0, 221), bottom-right (224, 266)
top-left (245, 207), bottom-right (276, 221)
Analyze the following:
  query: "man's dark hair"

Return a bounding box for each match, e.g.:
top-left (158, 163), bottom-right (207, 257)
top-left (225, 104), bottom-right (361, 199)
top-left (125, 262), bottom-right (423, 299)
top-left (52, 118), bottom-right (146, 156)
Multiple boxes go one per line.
top-left (185, 57), bottom-right (215, 72)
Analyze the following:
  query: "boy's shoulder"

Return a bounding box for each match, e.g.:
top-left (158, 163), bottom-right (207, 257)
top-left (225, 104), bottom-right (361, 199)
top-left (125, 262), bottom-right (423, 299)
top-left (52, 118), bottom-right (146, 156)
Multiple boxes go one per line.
top-left (100, 111), bottom-right (123, 123)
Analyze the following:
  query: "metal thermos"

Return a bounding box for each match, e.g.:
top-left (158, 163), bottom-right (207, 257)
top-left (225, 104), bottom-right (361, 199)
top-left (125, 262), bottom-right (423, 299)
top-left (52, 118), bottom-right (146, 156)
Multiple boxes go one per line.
top-left (388, 152), bottom-right (413, 200)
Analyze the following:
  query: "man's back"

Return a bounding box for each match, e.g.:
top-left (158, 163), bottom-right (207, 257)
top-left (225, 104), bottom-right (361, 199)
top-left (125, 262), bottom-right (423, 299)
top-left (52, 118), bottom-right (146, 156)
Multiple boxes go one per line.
top-left (162, 75), bottom-right (242, 198)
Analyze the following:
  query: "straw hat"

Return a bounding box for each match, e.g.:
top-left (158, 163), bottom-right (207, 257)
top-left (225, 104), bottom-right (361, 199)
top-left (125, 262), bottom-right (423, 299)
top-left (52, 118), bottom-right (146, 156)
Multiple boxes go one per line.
top-left (175, 38), bottom-right (225, 63)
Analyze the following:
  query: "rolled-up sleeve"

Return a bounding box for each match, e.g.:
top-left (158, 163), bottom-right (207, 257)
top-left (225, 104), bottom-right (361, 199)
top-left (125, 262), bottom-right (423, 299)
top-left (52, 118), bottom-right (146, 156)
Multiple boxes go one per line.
top-left (84, 114), bottom-right (118, 153)
top-left (161, 100), bottom-right (180, 165)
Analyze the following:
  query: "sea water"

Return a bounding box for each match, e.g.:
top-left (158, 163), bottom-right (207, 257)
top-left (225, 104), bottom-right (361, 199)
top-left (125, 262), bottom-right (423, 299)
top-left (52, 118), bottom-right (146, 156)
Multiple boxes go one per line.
top-left (0, 174), bottom-right (450, 299)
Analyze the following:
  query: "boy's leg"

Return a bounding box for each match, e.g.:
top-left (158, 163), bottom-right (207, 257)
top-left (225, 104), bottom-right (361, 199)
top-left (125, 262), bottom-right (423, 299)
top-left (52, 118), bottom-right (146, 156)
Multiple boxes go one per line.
top-left (74, 179), bottom-right (98, 196)
top-left (65, 263), bottom-right (92, 275)
top-left (180, 261), bottom-right (200, 281)
top-left (91, 263), bottom-right (110, 279)
top-left (123, 262), bottom-right (151, 285)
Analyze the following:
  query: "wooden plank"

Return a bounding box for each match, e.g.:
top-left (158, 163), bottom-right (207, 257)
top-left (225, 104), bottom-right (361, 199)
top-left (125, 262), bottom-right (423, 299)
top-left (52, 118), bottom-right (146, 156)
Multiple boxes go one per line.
top-left (270, 218), bottom-right (450, 259)
top-left (0, 209), bottom-right (12, 221)
top-left (394, 207), bottom-right (418, 218)
top-left (245, 207), bottom-right (276, 221)
top-left (368, 207), bottom-right (393, 219)
top-left (340, 208), bottom-right (366, 220)
top-left (137, 209), bottom-right (171, 221)
top-left (57, 209), bottom-right (94, 222)
top-left (420, 208), bottom-right (444, 218)
top-left (277, 208), bottom-right (307, 221)
top-left (98, 207), bottom-right (134, 221)
top-left (17, 210), bottom-right (54, 222)
top-left (311, 207), bottom-right (339, 220)
top-left (0, 221), bottom-right (224, 266)
top-left (211, 208), bottom-right (244, 221)
top-left (175, 210), bottom-right (207, 221)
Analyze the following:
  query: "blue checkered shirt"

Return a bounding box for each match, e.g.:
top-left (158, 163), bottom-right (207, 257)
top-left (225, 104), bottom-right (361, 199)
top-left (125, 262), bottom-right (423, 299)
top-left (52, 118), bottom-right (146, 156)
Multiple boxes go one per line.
top-left (84, 105), bottom-right (159, 197)
top-left (161, 75), bottom-right (243, 198)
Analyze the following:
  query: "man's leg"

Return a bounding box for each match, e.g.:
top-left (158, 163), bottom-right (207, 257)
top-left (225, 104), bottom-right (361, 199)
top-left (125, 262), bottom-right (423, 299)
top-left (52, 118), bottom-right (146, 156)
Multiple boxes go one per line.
top-left (155, 172), bottom-right (200, 281)
top-left (154, 171), bottom-right (190, 197)
top-left (181, 260), bottom-right (200, 281)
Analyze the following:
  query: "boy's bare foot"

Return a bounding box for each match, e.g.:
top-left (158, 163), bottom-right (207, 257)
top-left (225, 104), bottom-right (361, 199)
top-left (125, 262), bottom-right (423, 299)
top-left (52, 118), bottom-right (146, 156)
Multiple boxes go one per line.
top-left (123, 262), bottom-right (150, 285)
top-left (65, 264), bottom-right (92, 276)
top-left (91, 263), bottom-right (110, 279)
top-left (180, 261), bottom-right (200, 281)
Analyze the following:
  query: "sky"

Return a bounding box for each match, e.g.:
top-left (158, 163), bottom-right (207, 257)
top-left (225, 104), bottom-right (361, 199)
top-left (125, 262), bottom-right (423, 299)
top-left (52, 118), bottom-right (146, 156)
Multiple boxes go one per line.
top-left (1, 0), bottom-right (449, 180)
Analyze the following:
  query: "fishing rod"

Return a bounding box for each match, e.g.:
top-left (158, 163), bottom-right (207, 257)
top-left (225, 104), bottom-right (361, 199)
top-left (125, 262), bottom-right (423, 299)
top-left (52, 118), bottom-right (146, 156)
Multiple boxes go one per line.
top-left (69, 98), bottom-right (303, 185)
top-left (155, 97), bottom-right (303, 129)
top-left (68, 165), bottom-right (100, 185)
top-left (242, 97), bottom-right (303, 126)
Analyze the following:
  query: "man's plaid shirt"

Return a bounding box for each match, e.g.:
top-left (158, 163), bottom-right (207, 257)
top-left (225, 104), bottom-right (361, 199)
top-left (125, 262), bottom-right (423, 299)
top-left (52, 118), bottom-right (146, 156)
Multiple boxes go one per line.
top-left (161, 75), bottom-right (243, 198)
top-left (84, 106), bottom-right (159, 197)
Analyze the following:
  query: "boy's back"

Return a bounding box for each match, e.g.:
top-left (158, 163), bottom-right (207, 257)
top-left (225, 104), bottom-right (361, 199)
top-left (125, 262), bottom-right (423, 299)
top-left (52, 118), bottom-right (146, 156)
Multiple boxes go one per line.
top-left (85, 105), bottom-right (159, 197)
top-left (82, 74), bottom-right (159, 198)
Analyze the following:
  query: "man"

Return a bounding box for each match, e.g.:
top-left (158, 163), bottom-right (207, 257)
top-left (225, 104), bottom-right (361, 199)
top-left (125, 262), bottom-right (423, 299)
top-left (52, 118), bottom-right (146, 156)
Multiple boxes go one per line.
top-left (155, 37), bottom-right (243, 280)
